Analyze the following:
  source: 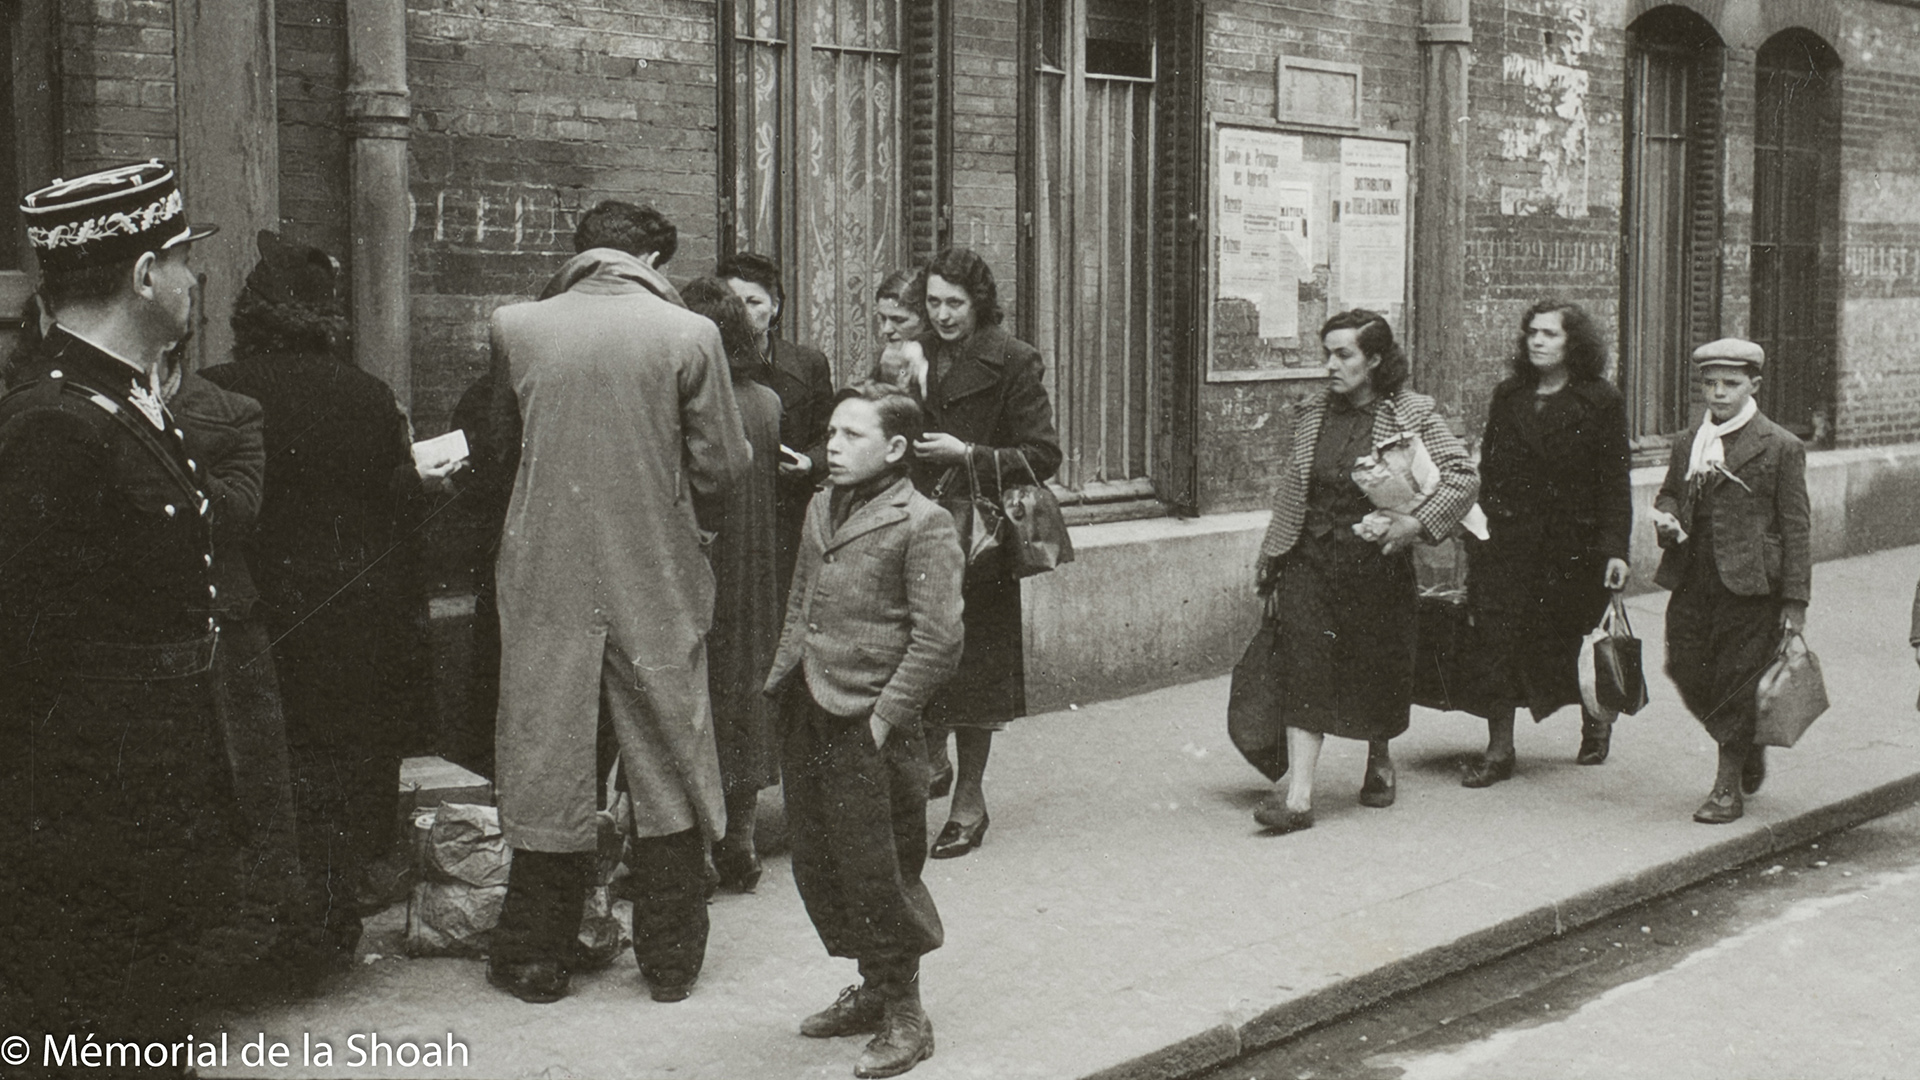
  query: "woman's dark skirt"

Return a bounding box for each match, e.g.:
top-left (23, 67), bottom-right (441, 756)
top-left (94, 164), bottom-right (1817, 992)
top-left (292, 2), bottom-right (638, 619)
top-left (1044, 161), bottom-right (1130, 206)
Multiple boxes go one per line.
top-left (1272, 530), bottom-right (1416, 742)
top-left (1665, 553), bottom-right (1781, 746)
top-left (1468, 525), bottom-right (1612, 721)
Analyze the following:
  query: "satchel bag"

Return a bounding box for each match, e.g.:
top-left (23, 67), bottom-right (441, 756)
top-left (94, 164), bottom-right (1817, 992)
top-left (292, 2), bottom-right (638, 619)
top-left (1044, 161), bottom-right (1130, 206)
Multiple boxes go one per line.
top-left (1592, 596), bottom-right (1649, 716)
top-left (934, 454), bottom-right (1004, 570)
top-left (998, 451), bottom-right (1074, 578)
top-left (1755, 629), bottom-right (1830, 748)
top-left (1227, 595), bottom-right (1288, 782)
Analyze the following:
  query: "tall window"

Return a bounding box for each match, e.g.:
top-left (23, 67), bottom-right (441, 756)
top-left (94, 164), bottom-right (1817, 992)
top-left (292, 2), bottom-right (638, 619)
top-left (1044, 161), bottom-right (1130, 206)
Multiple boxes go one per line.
top-left (1022, 0), bottom-right (1156, 501)
top-left (1752, 30), bottom-right (1841, 442)
top-left (1622, 7), bottom-right (1724, 439)
top-left (719, 0), bottom-right (906, 380)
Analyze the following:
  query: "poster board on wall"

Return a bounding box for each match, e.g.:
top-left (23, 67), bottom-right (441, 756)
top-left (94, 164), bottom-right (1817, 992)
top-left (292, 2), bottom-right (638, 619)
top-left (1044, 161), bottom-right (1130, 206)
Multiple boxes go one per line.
top-left (1208, 122), bottom-right (1410, 382)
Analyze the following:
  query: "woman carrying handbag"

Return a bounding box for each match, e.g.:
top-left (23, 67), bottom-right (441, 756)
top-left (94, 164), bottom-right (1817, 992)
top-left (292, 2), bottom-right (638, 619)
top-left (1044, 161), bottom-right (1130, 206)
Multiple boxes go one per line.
top-left (911, 248), bottom-right (1063, 858)
top-left (1652, 339), bottom-right (1812, 824)
top-left (1250, 311), bottom-right (1479, 834)
top-left (1461, 300), bottom-right (1634, 788)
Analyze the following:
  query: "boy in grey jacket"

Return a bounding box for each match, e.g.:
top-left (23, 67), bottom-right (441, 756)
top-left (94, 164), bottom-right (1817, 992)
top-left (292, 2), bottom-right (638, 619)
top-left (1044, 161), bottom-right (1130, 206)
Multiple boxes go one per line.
top-left (765, 383), bottom-right (965, 1078)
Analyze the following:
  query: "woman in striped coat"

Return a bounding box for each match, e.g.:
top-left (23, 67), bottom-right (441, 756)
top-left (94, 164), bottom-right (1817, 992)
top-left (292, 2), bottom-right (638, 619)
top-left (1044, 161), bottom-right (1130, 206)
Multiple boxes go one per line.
top-left (1251, 311), bottom-right (1479, 834)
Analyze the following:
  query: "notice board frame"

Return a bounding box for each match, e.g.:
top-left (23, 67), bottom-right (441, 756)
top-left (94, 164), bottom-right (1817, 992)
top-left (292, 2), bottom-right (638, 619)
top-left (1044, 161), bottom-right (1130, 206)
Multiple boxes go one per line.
top-left (1206, 118), bottom-right (1414, 384)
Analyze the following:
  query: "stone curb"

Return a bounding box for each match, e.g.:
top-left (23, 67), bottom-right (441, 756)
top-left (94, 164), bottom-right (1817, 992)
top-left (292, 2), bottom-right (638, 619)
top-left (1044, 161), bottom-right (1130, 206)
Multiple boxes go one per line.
top-left (1083, 769), bottom-right (1920, 1080)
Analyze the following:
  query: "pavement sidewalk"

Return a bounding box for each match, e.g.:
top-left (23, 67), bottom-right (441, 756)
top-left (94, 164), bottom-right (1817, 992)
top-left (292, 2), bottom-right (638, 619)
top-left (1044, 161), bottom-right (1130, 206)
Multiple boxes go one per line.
top-left (202, 544), bottom-right (1920, 1080)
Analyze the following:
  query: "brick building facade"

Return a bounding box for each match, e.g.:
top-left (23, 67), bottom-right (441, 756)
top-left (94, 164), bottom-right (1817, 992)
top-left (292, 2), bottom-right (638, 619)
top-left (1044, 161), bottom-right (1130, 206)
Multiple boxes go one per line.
top-left (8, 0), bottom-right (1920, 708)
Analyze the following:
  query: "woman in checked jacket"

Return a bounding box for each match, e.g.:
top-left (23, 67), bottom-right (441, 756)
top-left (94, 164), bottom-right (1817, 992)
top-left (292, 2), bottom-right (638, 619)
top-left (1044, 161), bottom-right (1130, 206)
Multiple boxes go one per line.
top-left (1251, 310), bottom-right (1479, 834)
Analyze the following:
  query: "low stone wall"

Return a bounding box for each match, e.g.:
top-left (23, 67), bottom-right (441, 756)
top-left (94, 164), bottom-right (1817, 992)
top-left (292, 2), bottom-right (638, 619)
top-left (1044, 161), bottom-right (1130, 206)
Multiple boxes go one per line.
top-left (1022, 442), bottom-right (1920, 713)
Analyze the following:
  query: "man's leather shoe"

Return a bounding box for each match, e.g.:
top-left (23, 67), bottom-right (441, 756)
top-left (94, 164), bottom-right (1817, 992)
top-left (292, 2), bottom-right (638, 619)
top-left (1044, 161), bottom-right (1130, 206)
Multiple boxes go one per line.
top-left (801, 984), bottom-right (886, 1038)
top-left (713, 842), bottom-right (763, 894)
top-left (1742, 746), bottom-right (1767, 795)
top-left (1462, 754), bottom-right (1515, 788)
top-left (647, 977), bottom-right (695, 1003)
top-left (1693, 787), bottom-right (1743, 825)
top-left (487, 957), bottom-right (569, 1004)
top-left (855, 986), bottom-right (934, 1078)
top-left (930, 814), bottom-right (987, 859)
top-left (1253, 797), bottom-right (1313, 835)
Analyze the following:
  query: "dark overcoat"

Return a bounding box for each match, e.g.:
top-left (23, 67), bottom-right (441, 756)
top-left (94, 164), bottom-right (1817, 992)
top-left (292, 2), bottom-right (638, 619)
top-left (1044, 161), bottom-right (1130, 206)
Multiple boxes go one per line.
top-left (765, 336), bottom-right (835, 594)
top-left (1467, 376), bottom-right (1633, 719)
top-left (0, 330), bottom-right (237, 1041)
top-left (710, 373), bottom-right (785, 794)
top-left (202, 349), bottom-right (433, 887)
top-left (915, 322), bottom-right (1062, 728)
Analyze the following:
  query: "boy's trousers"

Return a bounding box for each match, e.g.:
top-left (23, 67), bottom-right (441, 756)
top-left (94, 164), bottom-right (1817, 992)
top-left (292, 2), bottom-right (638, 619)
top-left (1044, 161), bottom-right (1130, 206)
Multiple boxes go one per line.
top-left (781, 683), bottom-right (944, 972)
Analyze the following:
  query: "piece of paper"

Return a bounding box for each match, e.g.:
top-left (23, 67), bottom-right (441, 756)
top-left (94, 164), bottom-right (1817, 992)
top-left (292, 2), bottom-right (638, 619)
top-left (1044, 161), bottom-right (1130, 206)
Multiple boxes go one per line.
top-left (1217, 128), bottom-right (1308, 341)
top-left (1338, 139), bottom-right (1408, 308)
top-left (412, 429), bottom-right (470, 471)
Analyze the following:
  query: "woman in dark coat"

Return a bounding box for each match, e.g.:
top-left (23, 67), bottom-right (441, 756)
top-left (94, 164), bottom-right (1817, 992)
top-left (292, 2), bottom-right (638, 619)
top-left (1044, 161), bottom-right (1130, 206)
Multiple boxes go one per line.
top-left (681, 276), bottom-right (784, 892)
top-left (202, 231), bottom-right (447, 955)
top-left (1251, 311), bottom-right (1479, 834)
top-left (1461, 300), bottom-right (1633, 787)
top-left (913, 248), bottom-right (1062, 858)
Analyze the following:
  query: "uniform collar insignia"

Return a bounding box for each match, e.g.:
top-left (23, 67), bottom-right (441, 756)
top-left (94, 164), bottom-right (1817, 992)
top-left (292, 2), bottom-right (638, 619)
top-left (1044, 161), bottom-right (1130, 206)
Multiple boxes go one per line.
top-left (127, 379), bottom-right (167, 430)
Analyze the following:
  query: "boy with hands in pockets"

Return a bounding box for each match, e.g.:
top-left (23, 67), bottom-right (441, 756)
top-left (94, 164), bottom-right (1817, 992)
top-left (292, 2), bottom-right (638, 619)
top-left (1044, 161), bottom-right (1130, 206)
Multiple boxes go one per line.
top-left (764, 383), bottom-right (965, 1078)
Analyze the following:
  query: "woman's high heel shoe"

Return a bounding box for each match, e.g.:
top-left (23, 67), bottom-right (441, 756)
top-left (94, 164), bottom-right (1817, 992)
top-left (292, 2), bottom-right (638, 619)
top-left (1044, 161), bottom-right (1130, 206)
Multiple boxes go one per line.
top-left (930, 813), bottom-right (988, 859)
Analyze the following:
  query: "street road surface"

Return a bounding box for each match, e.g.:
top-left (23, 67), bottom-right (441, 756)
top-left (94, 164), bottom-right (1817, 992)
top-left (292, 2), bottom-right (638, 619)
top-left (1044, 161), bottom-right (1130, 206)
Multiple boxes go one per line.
top-left (1201, 800), bottom-right (1920, 1080)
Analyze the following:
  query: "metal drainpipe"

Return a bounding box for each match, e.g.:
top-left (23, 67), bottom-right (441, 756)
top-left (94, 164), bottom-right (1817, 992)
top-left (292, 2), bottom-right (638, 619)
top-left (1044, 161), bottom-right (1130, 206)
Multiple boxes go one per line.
top-left (1416, 0), bottom-right (1471, 407)
top-left (345, 0), bottom-right (412, 412)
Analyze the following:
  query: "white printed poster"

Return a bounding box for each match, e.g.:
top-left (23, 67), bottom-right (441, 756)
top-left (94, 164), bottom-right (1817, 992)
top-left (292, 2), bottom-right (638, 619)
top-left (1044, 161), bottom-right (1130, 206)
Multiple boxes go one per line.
top-left (1217, 129), bottom-right (1306, 340)
top-left (1338, 138), bottom-right (1408, 308)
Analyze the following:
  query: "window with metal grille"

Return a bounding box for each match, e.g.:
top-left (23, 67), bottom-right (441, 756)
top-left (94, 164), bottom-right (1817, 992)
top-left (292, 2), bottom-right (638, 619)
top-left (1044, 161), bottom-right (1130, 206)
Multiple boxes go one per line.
top-left (718, 0), bottom-right (907, 383)
top-left (1622, 7), bottom-right (1723, 440)
top-left (1751, 30), bottom-right (1841, 444)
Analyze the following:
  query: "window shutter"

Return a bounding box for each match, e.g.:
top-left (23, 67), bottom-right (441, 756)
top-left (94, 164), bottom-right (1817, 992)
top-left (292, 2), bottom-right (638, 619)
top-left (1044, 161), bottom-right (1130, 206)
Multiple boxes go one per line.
top-left (903, 0), bottom-right (948, 262)
top-left (1152, 0), bottom-right (1202, 513)
top-left (1683, 45), bottom-right (1723, 367)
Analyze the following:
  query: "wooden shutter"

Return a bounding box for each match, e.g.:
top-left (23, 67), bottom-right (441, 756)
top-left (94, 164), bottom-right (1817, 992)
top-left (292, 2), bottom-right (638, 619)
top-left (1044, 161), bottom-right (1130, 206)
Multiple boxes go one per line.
top-left (1153, 0), bottom-right (1202, 513)
top-left (1682, 44), bottom-right (1723, 387)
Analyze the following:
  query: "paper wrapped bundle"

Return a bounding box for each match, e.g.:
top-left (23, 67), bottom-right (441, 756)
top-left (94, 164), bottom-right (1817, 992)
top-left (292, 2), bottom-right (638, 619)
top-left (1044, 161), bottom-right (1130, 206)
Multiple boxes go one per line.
top-left (1351, 447), bottom-right (1420, 513)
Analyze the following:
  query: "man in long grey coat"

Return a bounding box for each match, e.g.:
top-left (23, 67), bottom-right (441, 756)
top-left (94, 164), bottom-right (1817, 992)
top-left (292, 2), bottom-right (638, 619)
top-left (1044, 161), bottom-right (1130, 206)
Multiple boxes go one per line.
top-left (485, 201), bottom-right (749, 1004)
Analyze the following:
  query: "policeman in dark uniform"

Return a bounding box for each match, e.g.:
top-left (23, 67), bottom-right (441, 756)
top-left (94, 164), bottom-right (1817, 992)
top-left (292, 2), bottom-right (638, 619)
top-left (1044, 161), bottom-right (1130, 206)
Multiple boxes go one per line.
top-left (0, 162), bottom-right (236, 1063)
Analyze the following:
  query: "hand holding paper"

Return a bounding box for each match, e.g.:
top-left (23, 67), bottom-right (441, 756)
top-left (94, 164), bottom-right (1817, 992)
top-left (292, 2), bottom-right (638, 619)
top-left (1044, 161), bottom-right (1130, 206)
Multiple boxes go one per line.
top-left (412, 428), bottom-right (470, 482)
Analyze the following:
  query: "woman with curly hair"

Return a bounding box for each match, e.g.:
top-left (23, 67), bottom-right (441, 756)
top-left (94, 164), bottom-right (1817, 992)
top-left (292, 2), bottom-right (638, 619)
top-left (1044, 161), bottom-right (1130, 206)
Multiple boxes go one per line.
top-left (1460, 300), bottom-right (1632, 788)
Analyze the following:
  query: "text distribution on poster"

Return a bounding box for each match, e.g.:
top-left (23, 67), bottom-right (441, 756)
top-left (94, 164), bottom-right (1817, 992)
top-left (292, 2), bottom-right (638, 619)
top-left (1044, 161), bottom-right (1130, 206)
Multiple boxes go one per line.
top-left (1338, 138), bottom-right (1408, 308)
top-left (1217, 129), bottom-right (1307, 341)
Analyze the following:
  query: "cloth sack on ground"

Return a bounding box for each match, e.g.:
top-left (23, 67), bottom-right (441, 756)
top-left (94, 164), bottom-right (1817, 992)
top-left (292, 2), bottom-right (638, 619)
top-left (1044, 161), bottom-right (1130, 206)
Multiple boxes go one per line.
top-left (1755, 629), bottom-right (1831, 748)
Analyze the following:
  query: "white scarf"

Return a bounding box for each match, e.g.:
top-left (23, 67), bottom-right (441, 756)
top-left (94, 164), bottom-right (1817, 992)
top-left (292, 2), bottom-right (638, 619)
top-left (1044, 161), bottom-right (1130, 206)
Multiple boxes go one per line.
top-left (1685, 397), bottom-right (1758, 481)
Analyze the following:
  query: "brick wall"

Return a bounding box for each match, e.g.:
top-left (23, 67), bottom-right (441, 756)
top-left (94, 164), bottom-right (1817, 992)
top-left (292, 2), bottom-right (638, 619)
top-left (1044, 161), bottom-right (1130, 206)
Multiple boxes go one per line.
top-left (59, 0), bottom-right (179, 171)
top-left (404, 0), bottom-right (721, 435)
top-left (1196, 0), bottom-right (1424, 513)
top-left (276, 0), bottom-right (350, 267)
top-left (948, 0), bottom-right (1020, 307)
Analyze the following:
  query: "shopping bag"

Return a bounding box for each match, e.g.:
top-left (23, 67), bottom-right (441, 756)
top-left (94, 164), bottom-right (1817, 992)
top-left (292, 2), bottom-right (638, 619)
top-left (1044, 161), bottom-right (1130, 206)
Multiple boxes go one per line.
top-left (1592, 596), bottom-right (1649, 716)
top-left (934, 454), bottom-right (1004, 571)
top-left (1755, 630), bottom-right (1830, 748)
top-left (1577, 622), bottom-right (1619, 725)
top-left (1411, 593), bottom-right (1489, 715)
top-left (999, 451), bottom-right (1074, 578)
top-left (1227, 596), bottom-right (1288, 781)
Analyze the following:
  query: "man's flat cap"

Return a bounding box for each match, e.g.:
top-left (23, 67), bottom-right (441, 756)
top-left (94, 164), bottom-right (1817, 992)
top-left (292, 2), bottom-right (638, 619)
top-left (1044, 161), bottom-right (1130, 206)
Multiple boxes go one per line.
top-left (1691, 337), bottom-right (1766, 370)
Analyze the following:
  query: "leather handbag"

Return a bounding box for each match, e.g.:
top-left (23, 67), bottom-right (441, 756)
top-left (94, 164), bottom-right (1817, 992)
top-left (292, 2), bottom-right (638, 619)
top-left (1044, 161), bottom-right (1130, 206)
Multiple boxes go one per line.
top-left (1755, 629), bottom-right (1830, 748)
top-left (1592, 596), bottom-right (1649, 716)
top-left (1227, 594), bottom-right (1288, 782)
top-left (998, 450), bottom-right (1074, 579)
top-left (934, 454), bottom-right (1004, 570)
